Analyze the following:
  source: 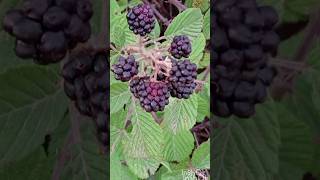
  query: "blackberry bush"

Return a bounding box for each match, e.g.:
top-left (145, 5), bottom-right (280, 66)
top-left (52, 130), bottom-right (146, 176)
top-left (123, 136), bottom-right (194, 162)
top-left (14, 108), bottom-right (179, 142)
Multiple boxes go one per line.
top-left (212, 0), bottom-right (279, 118)
top-left (3, 0), bottom-right (92, 64)
top-left (126, 4), bottom-right (156, 36)
top-left (110, 2), bottom-right (210, 179)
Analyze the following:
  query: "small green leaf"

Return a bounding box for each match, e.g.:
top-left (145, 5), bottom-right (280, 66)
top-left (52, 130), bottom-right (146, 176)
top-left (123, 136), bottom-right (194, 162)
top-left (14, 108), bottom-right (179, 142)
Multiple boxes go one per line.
top-left (189, 33), bottom-right (206, 65)
top-left (191, 140), bottom-right (210, 169)
top-left (163, 129), bottom-right (194, 162)
top-left (111, 151), bottom-right (138, 180)
top-left (123, 105), bottom-right (163, 179)
top-left (163, 95), bottom-right (198, 133)
top-left (165, 8), bottom-right (203, 40)
top-left (0, 65), bottom-right (68, 166)
top-left (203, 9), bottom-right (210, 40)
top-left (110, 83), bottom-right (131, 114)
top-left (149, 19), bottom-right (161, 38)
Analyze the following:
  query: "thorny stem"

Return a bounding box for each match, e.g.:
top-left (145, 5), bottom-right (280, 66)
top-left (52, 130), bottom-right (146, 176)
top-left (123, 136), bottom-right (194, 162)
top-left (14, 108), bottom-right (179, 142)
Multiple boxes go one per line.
top-left (271, 7), bottom-right (320, 99)
top-left (201, 66), bottom-right (210, 81)
top-left (151, 112), bottom-right (162, 124)
top-left (142, 0), bottom-right (170, 26)
top-left (166, 0), bottom-right (187, 11)
top-left (110, 44), bottom-right (117, 51)
top-left (144, 36), bottom-right (168, 46)
top-left (193, 132), bottom-right (200, 147)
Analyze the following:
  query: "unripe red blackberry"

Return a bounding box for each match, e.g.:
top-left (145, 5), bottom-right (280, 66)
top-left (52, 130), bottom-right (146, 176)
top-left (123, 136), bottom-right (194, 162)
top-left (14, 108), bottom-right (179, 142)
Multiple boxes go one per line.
top-left (126, 4), bottom-right (155, 36)
top-left (169, 35), bottom-right (192, 59)
top-left (111, 55), bottom-right (139, 82)
top-left (168, 59), bottom-right (197, 99)
top-left (130, 77), bottom-right (170, 112)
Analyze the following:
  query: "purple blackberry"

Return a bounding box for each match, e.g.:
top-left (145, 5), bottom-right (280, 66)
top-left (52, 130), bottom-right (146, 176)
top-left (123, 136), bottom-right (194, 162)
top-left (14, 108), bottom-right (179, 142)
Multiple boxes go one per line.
top-left (168, 59), bottom-right (197, 99)
top-left (126, 4), bottom-right (155, 36)
top-left (212, 0), bottom-right (279, 118)
top-left (62, 50), bottom-right (108, 117)
top-left (130, 77), bottom-right (170, 112)
top-left (3, 0), bottom-right (92, 64)
top-left (62, 50), bottom-right (108, 153)
top-left (130, 76), bottom-right (150, 98)
top-left (111, 55), bottom-right (139, 82)
top-left (169, 35), bottom-right (192, 59)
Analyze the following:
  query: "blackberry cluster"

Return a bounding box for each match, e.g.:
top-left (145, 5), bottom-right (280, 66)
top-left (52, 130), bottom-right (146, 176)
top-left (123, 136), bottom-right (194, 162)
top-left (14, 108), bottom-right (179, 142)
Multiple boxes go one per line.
top-left (169, 35), bottom-right (192, 59)
top-left (212, 0), bottom-right (279, 118)
top-left (130, 77), bottom-right (170, 112)
top-left (111, 55), bottom-right (139, 82)
top-left (62, 50), bottom-right (108, 151)
top-left (126, 4), bottom-right (155, 36)
top-left (168, 59), bottom-right (197, 99)
top-left (3, 0), bottom-right (92, 64)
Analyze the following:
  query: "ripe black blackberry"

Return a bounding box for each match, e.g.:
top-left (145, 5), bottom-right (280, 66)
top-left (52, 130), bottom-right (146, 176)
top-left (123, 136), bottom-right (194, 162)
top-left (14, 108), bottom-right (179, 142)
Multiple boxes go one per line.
top-left (168, 59), bottom-right (197, 99)
top-left (212, 0), bottom-right (279, 118)
top-left (169, 35), bottom-right (192, 59)
top-left (62, 50), bottom-right (108, 153)
top-left (111, 55), bottom-right (139, 82)
top-left (126, 3), bottom-right (155, 36)
top-left (3, 0), bottom-right (93, 64)
top-left (130, 77), bottom-right (170, 112)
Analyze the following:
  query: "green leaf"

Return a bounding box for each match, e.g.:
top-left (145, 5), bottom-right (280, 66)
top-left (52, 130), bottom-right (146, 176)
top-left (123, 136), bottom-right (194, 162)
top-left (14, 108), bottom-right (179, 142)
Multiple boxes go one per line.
top-left (0, 147), bottom-right (54, 180)
top-left (274, 102), bottom-right (316, 180)
top-left (198, 52), bottom-right (210, 69)
top-left (111, 151), bottom-right (138, 180)
top-left (110, 0), bottom-right (120, 16)
top-left (213, 101), bottom-right (280, 180)
top-left (59, 120), bottom-right (108, 179)
top-left (111, 14), bottom-right (137, 48)
top-left (149, 19), bottom-right (161, 38)
top-left (163, 129), bottom-right (194, 162)
top-left (196, 83), bottom-right (210, 122)
top-left (203, 9), bottom-right (210, 40)
top-left (157, 160), bottom-right (196, 180)
top-left (191, 140), bottom-right (210, 169)
top-left (110, 83), bottom-right (131, 114)
top-left (163, 95), bottom-right (198, 133)
top-left (189, 33), bottom-right (206, 65)
top-left (0, 65), bottom-right (68, 165)
top-left (165, 8), bottom-right (203, 40)
top-left (123, 105), bottom-right (163, 179)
